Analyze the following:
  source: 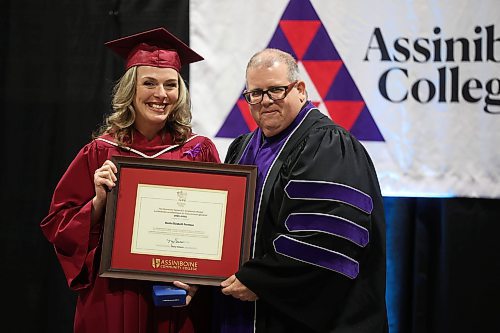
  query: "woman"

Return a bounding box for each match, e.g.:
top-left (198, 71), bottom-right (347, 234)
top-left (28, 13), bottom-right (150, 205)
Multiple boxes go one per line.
top-left (40, 28), bottom-right (220, 333)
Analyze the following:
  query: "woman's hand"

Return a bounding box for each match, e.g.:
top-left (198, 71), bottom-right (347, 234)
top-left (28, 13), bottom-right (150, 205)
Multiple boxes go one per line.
top-left (91, 160), bottom-right (117, 225)
top-left (173, 281), bottom-right (199, 306)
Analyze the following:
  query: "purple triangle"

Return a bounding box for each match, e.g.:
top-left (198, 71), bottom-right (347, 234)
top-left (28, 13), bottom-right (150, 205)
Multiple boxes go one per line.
top-left (216, 103), bottom-right (250, 138)
top-left (350, 106), bottom-right (385, 142)
top-left (216, 0), bottom-right (385, 142)
top-left (268, 27), bottom-right (296, 58)
top-left (325, 64), bottom-right (363, 101)
top-left (303, 25), bottom-right (341, 60)
top-left (282, 0), bottom-right (320, 20)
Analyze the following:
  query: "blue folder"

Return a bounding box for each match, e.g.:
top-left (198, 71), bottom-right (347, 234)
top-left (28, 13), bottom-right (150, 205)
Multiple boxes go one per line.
top-left (152, 285), bottom-right (187, 307)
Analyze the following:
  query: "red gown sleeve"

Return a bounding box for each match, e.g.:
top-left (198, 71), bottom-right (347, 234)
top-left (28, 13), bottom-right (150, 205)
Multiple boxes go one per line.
top-left (40, 141), bottom-right (104, 291)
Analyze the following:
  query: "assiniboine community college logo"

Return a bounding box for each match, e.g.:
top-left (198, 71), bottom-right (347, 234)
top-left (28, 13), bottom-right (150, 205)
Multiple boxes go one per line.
top-left (216, 0), bottom-right (384, 142)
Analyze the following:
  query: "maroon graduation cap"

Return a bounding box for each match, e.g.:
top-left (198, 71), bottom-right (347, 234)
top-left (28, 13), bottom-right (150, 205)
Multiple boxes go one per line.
top-left (104, 27), bottom-right (203, 72)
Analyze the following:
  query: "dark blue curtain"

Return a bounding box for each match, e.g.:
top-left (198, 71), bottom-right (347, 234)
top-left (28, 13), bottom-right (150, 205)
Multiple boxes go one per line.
top-left (385, 197), bottom-right (500, 333)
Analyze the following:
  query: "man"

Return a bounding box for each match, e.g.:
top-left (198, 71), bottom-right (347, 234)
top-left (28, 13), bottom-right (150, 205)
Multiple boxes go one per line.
top-left (217, 48), bottom-right (388, 332)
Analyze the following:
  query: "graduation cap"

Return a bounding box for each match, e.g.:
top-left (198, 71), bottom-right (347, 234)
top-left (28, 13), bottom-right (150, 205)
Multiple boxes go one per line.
top-left (104, 27), bottom-right (203, 72)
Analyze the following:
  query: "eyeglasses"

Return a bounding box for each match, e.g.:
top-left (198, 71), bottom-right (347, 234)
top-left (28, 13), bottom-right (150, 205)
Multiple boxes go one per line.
top-left (242, 81), bottom-right (298, 105)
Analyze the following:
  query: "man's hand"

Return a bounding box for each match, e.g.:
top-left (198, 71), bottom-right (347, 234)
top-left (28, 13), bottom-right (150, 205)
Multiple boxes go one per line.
top-left (220, 275), bottom-right (258, 301)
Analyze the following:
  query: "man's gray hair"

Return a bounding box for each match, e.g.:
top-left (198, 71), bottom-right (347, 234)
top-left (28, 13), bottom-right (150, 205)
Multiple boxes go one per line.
top-left (246, 48), bottom-right (300, 82)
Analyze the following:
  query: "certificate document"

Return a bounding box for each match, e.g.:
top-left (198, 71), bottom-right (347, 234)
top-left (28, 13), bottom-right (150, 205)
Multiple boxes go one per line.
top-left (131, 184), bottom-right (228, 260)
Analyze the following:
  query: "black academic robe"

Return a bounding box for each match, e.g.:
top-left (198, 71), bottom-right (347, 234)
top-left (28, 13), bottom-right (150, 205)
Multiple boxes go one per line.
top-left (224, 107), bottom-right (388, 333)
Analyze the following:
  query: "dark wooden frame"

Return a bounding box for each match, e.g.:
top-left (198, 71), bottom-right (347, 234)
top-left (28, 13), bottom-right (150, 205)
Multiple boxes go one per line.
top-left (99, 156), bottom-right (256, 286)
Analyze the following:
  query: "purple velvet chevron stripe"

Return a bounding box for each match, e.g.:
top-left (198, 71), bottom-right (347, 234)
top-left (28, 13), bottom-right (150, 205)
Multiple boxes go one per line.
top-left (273, 235), bottom-right (359, 279)
top-left (285, 180), bottom-right (373, 214)
top-left (285, 213), bottom-right (369, 247)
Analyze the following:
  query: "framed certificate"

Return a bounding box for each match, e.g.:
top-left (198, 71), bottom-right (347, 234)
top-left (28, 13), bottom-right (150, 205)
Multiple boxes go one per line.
top-left (99, 156), bottom-right (257, 286)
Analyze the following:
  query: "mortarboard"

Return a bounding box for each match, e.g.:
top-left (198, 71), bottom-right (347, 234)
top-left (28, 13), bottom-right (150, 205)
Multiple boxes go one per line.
top-left (104, 27), bottom-right (203, 72)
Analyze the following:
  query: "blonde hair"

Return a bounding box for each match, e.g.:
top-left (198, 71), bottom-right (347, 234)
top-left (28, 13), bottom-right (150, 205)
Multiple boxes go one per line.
top-left (94, 66), bottom-right (192, 145)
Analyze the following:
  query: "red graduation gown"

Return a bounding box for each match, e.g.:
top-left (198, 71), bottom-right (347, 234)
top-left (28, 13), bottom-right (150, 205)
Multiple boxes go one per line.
top-left (41, 131), bottom-right (220, 333)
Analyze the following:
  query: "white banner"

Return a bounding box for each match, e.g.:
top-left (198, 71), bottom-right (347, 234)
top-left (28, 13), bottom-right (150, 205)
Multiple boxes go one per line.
top-left (190, 0), bottom-right (500, 198)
